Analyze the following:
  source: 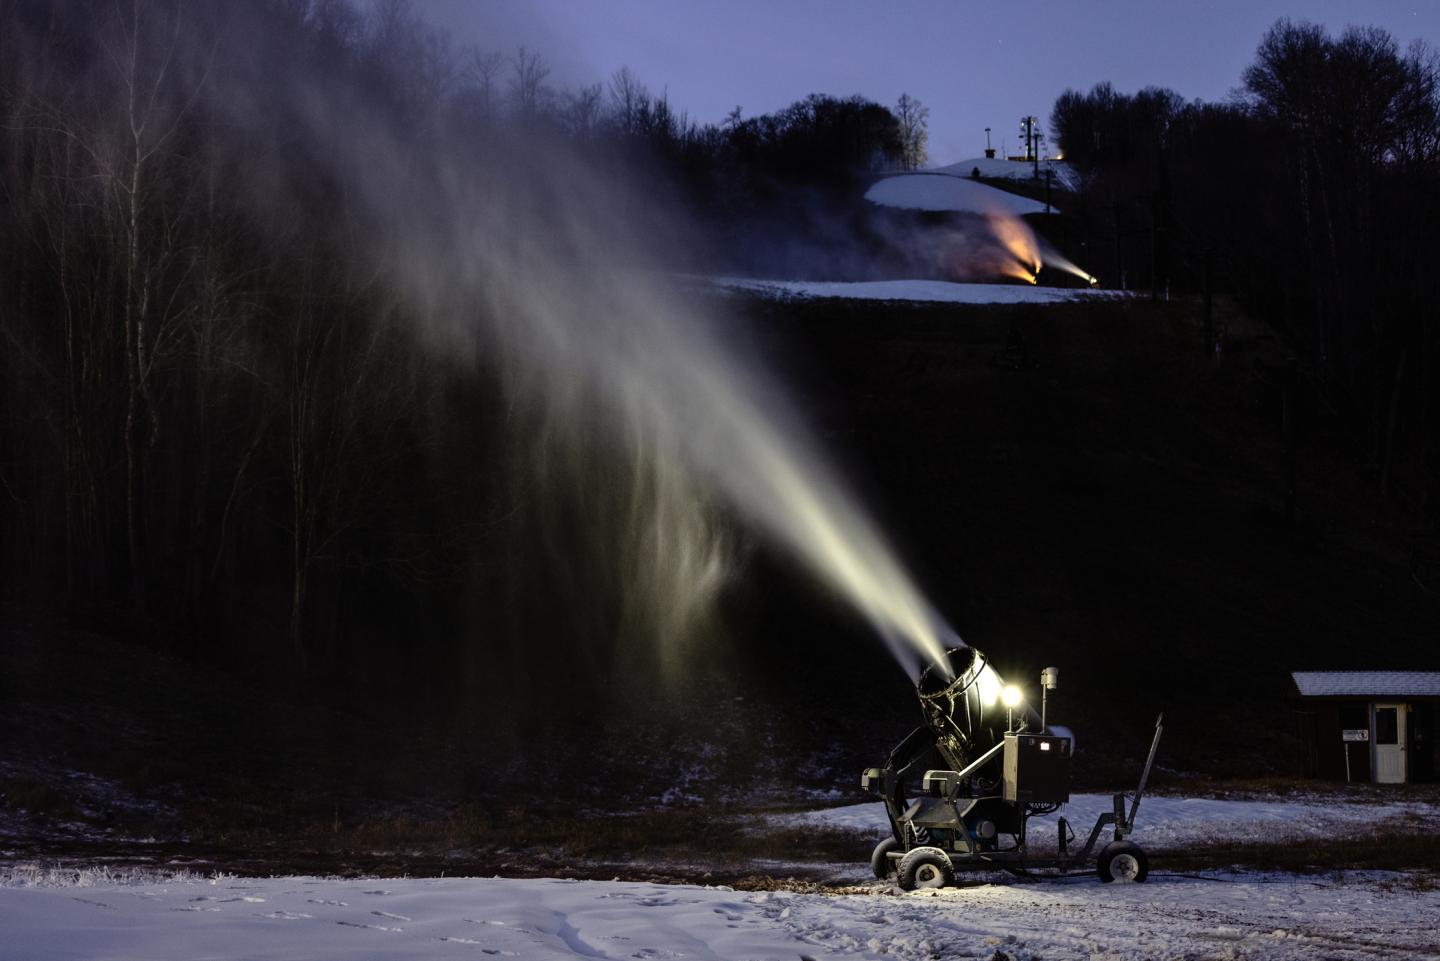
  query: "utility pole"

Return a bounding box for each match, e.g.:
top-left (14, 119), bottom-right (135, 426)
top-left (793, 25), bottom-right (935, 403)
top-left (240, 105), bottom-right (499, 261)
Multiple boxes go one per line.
top-left (1112, 201), bottom-right (1124, 291)
top-left (985, 127), bottom-right (994, 159)
top-left (1203, 247), bottom-right (1214, 362)
top-left (1283, 357), bottom-right (1297, 526)
top-left (1151, 189), bottom-right (1162, 302)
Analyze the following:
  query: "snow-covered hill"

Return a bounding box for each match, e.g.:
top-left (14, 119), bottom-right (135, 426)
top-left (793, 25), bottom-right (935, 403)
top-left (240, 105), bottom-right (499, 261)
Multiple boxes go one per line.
top-left (865, 172), bottom-right (1053, 216)
top-left (931, 156), bottom-right (1081, 191)
top-left (709, 277), bottom-right (1118, 304)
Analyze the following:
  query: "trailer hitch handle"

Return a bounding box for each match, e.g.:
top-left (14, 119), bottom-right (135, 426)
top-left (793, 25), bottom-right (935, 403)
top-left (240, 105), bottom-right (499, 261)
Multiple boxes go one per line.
top-left (1125, 712), bottom-right (1165, 834)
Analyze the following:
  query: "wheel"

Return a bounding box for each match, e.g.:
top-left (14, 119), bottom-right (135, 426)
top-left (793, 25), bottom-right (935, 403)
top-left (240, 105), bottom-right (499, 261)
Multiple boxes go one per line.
top-left (897, 846), bottom-right (955, 891)
top-left (870, 836), bottom-right (901, 879)
top-left (1097, 841), bottom-right (1149, 883)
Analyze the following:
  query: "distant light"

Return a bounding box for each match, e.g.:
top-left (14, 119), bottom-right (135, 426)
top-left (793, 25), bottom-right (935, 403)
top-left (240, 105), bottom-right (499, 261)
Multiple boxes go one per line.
top-left (1088, 275), bottom-right (1098, 287)
top-left (1001, 685), bottom-right (1023, 708)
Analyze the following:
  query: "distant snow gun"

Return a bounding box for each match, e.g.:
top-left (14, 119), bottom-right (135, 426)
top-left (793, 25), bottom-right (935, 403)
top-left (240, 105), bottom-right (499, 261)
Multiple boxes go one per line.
top-left (861, 647), bottom-right (1164, 889)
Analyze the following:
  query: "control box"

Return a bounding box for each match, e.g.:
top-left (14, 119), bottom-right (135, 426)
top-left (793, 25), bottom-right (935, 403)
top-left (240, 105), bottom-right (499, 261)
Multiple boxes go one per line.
top-left (1002, 733), bottom-right (1072, 803)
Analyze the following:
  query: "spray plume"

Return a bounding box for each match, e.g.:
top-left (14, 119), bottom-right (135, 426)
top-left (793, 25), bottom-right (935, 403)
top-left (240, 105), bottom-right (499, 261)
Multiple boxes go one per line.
top-left (215, 14), bottom-right (960, 680)
top-left (1037, 238), bottom-right (1098, 285)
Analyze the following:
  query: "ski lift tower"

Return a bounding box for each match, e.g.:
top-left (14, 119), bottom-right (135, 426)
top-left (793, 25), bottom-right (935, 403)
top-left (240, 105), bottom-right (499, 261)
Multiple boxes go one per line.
top-left (1020, 116), bottom-right (1040, 177)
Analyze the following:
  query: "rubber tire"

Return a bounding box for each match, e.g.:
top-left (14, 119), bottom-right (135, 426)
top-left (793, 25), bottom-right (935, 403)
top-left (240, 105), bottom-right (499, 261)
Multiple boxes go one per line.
top-left (870, 837), bottom-right (902, 879)
top-left (897, 846), bottom-right (955, 891)
top-left (1097, 841), bottom-right (1149, 883)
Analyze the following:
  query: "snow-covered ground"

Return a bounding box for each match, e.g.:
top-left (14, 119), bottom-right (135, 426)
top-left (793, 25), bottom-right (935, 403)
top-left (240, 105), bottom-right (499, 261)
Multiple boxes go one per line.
top-left (3, 870), bottom-right (1437, 960)
top-left (3, 794), bottom-right (1435, 959)
top-left (865, 173), bottom-right (1053, 216)
top-left (775, 792), bottom-right (1437, 852)
top-left (710, 277), bottom-right (1121, 305)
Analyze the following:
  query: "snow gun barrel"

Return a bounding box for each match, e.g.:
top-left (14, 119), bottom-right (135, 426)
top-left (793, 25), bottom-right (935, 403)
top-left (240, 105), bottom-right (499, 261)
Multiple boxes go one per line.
top-left (915, 647), bottom-right (1041, 771)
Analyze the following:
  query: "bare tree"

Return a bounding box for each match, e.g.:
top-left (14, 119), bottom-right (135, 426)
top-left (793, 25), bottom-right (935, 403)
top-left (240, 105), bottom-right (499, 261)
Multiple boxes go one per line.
top-left (282, 270), bottom-right (417, 671)
top-left (93, 0), bottom-right (210, 610)
top-left (895, 93), bottom-right (929, 170)
top-left (608, 66), bottom-right (649, 135)
top-left (565, 83), bottom-right (603, 142)
top-left (509, 44), bottom-right (550, 118)
top-left (462, 47), bottom-right (505, 120)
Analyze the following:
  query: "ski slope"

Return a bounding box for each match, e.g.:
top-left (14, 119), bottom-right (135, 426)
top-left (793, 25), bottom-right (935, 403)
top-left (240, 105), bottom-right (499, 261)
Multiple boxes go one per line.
top-left (931, 156), bottom-right (1081, 191)
top-left (865, 172), bottom-right (1052, 216)
top-left (710, 277), bottom-right (1120, 304)
top-left (3, 870), bottom-right (1436, 960)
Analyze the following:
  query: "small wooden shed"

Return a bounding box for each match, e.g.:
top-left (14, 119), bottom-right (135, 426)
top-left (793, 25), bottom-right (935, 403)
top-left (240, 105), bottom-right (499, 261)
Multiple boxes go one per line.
top-left (1291, 672), bottom-right (1440, 784)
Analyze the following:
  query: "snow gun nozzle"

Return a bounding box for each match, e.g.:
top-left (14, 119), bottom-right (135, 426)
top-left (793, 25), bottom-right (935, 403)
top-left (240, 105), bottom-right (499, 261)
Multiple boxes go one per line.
top-left (917, 646), bottom-right (978, 697)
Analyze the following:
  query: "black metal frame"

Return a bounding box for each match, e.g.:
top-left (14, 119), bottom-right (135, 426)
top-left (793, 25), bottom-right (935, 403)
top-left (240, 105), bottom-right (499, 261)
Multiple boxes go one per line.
top-left (867, 713), bottom-right (1165, 876)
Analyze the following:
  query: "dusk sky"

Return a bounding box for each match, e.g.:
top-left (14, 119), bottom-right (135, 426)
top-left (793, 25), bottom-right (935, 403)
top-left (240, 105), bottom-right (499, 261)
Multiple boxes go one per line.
top-left (428, 0), bottom-right (1440, 165)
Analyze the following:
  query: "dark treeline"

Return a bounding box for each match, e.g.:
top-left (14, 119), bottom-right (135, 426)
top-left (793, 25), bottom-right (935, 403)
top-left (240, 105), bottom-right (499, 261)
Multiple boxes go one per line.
top-left (0, 0), bottom-right (912, 715)
top-left (1052, 19), bottom-right (1440, 509)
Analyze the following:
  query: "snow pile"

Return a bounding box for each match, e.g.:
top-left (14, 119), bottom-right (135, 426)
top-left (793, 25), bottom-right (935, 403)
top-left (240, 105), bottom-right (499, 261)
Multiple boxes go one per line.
top-left (865, 173), bottom-right (1052, 216)
top-left (710, 277), bottom-right (1121, 305)
top-left (775, 792), bottom-right (1436, 849)
top-left (3, 871), bottom-right (1437, 960)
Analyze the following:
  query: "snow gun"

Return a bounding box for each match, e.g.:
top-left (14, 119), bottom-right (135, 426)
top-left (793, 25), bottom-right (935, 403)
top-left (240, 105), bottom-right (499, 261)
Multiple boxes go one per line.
top-left (861, 646), bottom-right (1164, 889)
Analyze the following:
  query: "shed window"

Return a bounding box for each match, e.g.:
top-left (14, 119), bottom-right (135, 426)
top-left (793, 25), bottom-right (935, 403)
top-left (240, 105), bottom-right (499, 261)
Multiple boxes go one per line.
top-left (1375, 707), bottom-right (1399, 745)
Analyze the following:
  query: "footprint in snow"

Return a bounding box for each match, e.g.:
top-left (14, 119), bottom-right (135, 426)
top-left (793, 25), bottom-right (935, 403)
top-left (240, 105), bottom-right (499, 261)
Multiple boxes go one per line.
top-left (337, 920), bottom-right (403, 933)
top-left (308, 898), bottom-right (348, 906)
top-left (263, 911), bottom-right (313, 920)
top-left (603, 892), bottom-right (690, 907)
top-left (372, 910), bottom-right (412, 921)
top-left (363, 889), bottom-right (390, 895)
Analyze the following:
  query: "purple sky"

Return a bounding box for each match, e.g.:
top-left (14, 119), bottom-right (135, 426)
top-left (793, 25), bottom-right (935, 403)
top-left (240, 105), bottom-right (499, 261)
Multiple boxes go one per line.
top-left (427, 1), bottom-right (1440, 165)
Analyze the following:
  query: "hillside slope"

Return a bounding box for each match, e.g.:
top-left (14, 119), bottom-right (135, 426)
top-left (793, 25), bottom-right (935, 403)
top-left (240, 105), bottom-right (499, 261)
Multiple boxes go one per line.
top-left (2, 293), bottom-right (1434, 856)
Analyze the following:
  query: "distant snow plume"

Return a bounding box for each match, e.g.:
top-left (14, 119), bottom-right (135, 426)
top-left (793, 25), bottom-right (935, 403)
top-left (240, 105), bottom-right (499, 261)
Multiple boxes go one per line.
top-left (865, 175), bottom-right (1045, 284)
top-left (217, 5), bottom-right (957, 679)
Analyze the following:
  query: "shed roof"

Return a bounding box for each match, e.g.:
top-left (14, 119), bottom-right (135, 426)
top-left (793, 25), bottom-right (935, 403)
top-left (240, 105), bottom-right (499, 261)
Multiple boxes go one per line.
top-left (1291, 671), bottom-right (1440, 697)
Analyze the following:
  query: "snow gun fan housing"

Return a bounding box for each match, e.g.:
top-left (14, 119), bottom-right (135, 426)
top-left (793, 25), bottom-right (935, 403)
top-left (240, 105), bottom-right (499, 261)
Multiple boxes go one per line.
top-left (862, 646), bottom-right (1166, 890)
top-left (915, 647), bottom-right (1036, 773)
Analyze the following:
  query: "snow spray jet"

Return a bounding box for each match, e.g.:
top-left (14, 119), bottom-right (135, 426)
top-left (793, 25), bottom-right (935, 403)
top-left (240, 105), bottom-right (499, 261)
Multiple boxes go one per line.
top-left (210, 14), bottom-right (958, 680)
top-left (1037, 238), bottom-right (1099, 286)
top-left (921, 214), bottom-right (1044, 284)
top-left (987, 214), bottom-right (1044, 283)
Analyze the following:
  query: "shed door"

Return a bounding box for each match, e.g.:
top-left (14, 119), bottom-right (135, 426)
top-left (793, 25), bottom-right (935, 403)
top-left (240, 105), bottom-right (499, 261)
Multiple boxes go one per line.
top-left (1373, 704), bottom-right (1407, 784)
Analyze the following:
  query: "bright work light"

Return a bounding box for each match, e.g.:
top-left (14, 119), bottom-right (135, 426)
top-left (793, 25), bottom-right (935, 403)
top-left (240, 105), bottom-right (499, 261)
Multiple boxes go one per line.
top-left (1001, 685), bottom-right (1023, 708)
